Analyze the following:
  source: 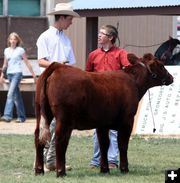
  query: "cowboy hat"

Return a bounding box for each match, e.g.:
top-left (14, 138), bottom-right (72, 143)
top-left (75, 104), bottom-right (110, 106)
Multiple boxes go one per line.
top-left (48, 3), bottom-right (80, 17)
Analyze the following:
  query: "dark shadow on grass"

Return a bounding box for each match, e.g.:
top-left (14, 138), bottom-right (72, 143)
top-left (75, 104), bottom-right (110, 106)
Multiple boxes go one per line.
top-left (44, 164), bottom-right (162, 178)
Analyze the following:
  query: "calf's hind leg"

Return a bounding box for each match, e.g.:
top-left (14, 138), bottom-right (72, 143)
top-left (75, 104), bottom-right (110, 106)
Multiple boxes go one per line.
top-left (34, 127), bottom-right (45, 175)
top-left (55, 120), bottom-right (72, 177)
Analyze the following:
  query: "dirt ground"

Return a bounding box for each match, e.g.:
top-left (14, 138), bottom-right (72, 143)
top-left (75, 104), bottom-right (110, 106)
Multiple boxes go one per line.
top-left (0, 118), bottom-right (93, 136)
top-left (1, 119), bottom-right (179, 138)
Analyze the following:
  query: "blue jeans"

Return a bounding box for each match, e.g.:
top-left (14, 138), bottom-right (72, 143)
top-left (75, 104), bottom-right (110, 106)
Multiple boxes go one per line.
top-left (2, 73), bottom-right (26, 121)
top-left (90, 129), bottom-right (119, 166)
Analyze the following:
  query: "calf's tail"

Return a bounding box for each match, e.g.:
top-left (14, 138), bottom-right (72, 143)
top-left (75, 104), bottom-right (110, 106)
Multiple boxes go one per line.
top-left (36, 62), bottom-right (60, 144)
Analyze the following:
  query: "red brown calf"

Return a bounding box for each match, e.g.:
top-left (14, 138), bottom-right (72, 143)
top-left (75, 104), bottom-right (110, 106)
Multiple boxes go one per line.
top-left (34, 53), bottom-right (173, 177)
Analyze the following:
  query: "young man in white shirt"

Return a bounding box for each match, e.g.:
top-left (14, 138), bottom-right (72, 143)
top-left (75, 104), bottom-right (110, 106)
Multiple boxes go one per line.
top-left (36, 2), bottom-right (80, 171)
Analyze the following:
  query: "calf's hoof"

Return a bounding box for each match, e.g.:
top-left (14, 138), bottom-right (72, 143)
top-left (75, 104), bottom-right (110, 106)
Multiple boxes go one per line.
top-left (120, 166), bottom-right (129, 173)
top-left (35, 168), bottom-right (44, 175)
top-left (57, 170), bottom-right (66, 177)
top-left (100, 167), bottom-right (110, 174)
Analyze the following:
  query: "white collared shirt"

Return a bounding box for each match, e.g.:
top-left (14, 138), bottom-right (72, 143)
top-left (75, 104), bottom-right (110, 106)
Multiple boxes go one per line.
top-left (36, 26), bottom-right (76, 71)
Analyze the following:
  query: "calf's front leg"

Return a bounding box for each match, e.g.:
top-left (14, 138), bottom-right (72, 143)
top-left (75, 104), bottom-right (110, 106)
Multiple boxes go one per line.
top-left (97, 128), bottom-right (110, 173)
top-left (118, 122), bottom-right (133, 173)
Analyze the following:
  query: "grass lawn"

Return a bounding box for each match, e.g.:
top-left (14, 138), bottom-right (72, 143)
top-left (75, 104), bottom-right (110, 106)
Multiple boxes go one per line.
top-left (0, 134), bottom-right (179, 183)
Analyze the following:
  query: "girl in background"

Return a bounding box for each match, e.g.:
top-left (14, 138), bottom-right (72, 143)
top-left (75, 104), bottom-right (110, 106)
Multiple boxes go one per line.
top-left (0, 32), bottom-right (36, 123)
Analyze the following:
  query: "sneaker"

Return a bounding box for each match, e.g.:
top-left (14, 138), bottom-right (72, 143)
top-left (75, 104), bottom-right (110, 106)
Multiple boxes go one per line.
top-left (44, 164), bottom-right (51, 172)
top-left (0, 117), bottom-right (11, 122)
top-left (45, 164), bottom-right (72, 171)
top-left (108, 163), bottom-right (118, 169)
top-left (65, 165), bottom-right (72, 171)
top-left (90, 164), bottom-right (118, 169)
top-left (45, 164), bottom-right (55, 171)
top-left (15, 119), bottom-right (25, 123)
top-left (90, 164), bottom-right (99, 169)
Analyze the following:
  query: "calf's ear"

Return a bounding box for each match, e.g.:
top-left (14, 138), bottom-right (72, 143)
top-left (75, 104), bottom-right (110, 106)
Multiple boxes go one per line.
top-left (127, 53), bottom-right (139, 65)
top-left (143, 53), bottom-right (154, 61)
top-left (169, 35), bottom-right (173, 40)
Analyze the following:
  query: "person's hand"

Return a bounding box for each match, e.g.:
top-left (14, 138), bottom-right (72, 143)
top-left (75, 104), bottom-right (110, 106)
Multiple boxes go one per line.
top-left (0, 77), bottom-right (6, 84)
top-left (61, 61), bottom-right (69, 64)
top-left (33, 76), bottom-right (37, 84)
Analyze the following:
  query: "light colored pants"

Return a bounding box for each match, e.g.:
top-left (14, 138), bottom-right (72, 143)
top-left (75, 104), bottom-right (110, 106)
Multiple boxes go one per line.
top-left (90, 129), bottom-right (119, 166)
top-left (44, 119), bottom-right (56, 167)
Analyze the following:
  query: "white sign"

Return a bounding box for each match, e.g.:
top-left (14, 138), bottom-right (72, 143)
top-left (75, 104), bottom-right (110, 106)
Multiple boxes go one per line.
top-left (136, 66), bottom-right (180, 135)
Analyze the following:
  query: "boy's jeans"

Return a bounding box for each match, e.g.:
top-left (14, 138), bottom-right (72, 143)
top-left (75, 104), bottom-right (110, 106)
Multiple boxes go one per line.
top-left (90, 129), bottom-right (119, 166)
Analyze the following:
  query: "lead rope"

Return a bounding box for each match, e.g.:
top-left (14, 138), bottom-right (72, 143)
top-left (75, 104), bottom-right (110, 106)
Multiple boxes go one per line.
top-left (148, 90), bottom-right (156, 133)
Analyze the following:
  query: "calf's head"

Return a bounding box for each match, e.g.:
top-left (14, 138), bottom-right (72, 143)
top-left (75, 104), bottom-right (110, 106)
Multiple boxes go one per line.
top-left (128, 53), bottom-right (173, 86)
top-left (143, 53), bottom-right (174, 86)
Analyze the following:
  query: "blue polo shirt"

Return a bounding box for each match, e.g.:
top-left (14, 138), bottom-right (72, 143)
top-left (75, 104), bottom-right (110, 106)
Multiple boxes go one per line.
top-left (4, 46), bottom-right (25, 74)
